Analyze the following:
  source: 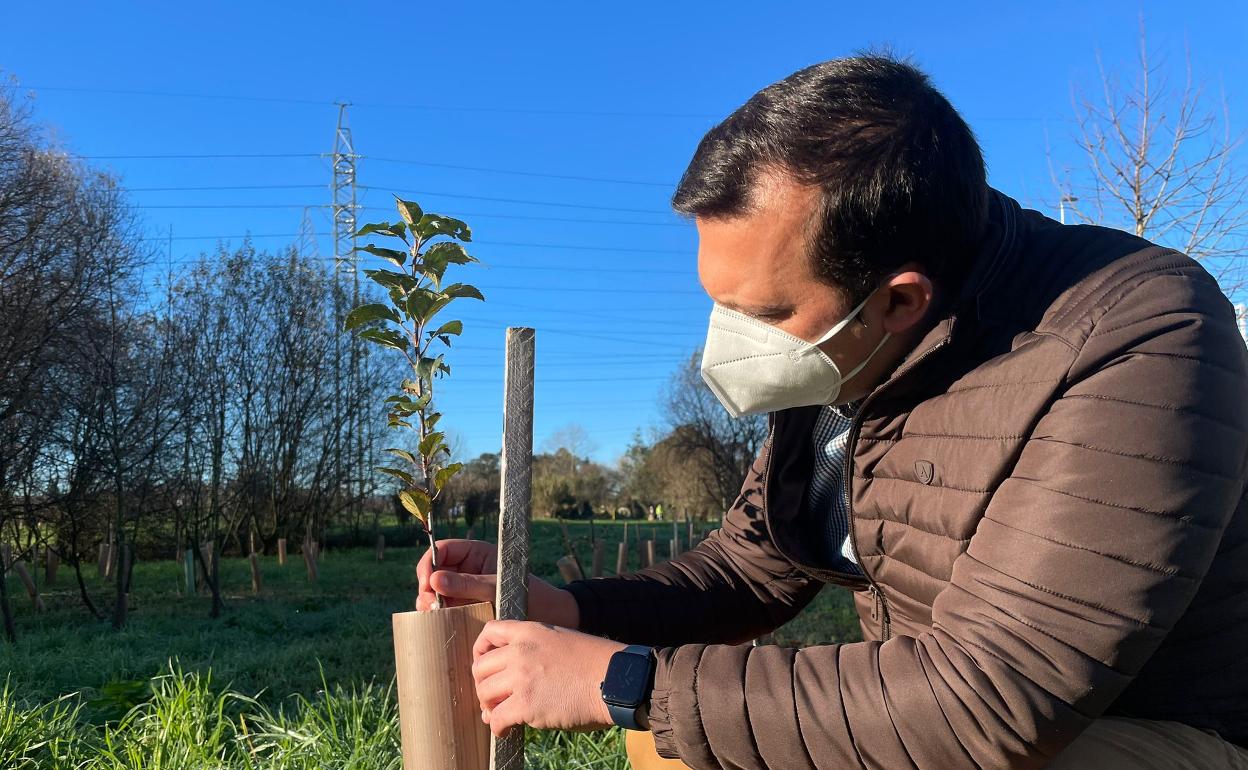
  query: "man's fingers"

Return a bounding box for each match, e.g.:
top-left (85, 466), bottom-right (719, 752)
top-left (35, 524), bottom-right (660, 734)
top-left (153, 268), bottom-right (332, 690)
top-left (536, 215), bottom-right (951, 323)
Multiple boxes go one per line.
top-left (416, 541), bottom-right (499, 613)
top-left (416, 591), bottom-right (482, 612)
top-left (474, 668), bottom-right (512, 712)
top-left (487, 696), bottom-right (523, 738)
top-left (471, 645), bottom-right (509, 684)
top-left (415, 539), bottom-right (472, 585)
top-left (473, 619), bottom-right (519, 659)
top-left (430, 571), bottom-right (496, 602)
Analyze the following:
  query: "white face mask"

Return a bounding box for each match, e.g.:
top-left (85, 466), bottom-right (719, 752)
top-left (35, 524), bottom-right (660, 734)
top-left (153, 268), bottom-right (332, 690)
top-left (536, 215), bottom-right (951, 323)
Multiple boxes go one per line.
top-left (699, 289), bottom-right (892, 418)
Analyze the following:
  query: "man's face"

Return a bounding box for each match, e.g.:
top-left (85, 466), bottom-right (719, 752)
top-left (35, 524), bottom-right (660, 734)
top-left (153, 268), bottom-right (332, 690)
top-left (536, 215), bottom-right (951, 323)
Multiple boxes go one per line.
top-left (694, 170), bottom-right (935, 404)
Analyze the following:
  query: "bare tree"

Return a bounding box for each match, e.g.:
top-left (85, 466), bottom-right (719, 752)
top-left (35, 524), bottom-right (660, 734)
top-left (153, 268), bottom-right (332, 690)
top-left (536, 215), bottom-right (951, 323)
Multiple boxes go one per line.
top-left (542, 423), bottom-right (598, 460)
top-left (663, 351), bottom-right (767, 513)
top-left (1052, 18), bottom-right (1247, 293)
top-left (0, 85), bottom-right (146, 639)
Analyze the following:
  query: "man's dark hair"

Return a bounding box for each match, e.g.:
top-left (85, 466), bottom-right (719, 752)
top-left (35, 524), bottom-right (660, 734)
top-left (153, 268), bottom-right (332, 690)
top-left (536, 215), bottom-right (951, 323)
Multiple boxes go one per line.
top-left (672, 54), bottom-right (989, 302)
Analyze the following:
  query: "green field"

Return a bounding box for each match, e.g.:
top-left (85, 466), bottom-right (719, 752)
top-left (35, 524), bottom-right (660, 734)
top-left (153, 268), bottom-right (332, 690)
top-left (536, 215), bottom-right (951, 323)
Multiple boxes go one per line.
top-left (0, 520), bottom-right (861, 768)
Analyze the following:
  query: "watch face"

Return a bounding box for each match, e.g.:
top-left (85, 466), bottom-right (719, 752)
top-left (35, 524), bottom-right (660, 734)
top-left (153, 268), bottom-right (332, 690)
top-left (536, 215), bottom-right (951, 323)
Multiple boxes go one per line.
top-left (601, 651), bottom-right (650, 705)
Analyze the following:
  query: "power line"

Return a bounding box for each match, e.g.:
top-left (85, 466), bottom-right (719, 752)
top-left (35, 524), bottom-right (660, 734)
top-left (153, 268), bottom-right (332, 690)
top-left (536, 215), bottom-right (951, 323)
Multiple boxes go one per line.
top-left (81, 152), bottom-right (321, 160)
top-left (362, 158), bottom-right (672, 188)
top-left (445, 375), bottom-right (668, 385)
top-left (75, 155), bottom-right (678, 189)
top-left (136, 247), bottom-right (694, 277)
top-left (135, 204), bottom-right (325, 209)
top-left (446, 358), bottom-right (686, 369)
top-left (136, 230), bottom-right (690, 255)
top-left (403, 210), bottom-right (687, 228)
top-left (12, 83), bottom-right (719, 119)
top-left (12, 83), bottom-right (1069, 122)
top-left (130, 196), bottom-right (673, 215)
top-left (459, 317), bottom-right (701, 337)
top-left (476, 239), bottom-right (686, 255)
top-left (363, 191), bottom-right (668, 214)
top-left (123, 193), bottom-right (688, 227)
top-left (124, 183), bottom-right (327, 192)
top-left (138, 244), bottom-right (694, 273)
top-left (483, 299), bottom-right (705, 324)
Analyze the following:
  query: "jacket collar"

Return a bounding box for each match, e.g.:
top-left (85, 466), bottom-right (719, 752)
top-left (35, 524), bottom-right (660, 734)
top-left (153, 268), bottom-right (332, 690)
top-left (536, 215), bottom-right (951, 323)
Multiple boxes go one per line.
top-left (895, 187), bottom-right (1023, 373)
top-left (957, 187), bottom-right (1022, 319)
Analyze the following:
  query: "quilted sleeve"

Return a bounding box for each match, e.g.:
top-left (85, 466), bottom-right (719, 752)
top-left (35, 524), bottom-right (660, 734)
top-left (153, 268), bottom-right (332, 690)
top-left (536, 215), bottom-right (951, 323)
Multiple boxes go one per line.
top-left (564, 436), bottom-right (823, 648)
top-left (645, 266), bottom-right (1248, 768)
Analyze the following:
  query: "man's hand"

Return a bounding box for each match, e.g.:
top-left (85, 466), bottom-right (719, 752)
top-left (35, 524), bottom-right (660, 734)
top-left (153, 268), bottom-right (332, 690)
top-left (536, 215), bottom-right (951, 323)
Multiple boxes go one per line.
top-left (415, 539), bottom-right (580, 629)
top-left (472, 619), bottom-right (625, 736)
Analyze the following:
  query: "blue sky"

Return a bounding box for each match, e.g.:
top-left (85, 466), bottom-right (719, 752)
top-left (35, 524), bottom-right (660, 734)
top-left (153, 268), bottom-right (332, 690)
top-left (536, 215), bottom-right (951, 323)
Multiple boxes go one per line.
top-left (4, 1), bottom-right (1245, 462)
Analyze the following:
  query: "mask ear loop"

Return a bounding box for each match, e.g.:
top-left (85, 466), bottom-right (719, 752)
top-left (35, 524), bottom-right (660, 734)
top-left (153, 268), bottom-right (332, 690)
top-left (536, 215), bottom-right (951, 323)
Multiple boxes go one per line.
top-left (812, 290), bottom-right (876, 347)
top-left (839, 330), bottom-right (892, 386)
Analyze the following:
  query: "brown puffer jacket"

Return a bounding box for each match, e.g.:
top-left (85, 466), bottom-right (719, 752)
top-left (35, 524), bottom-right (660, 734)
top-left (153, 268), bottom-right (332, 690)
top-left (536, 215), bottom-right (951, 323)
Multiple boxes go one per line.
top-left (565, 190), bottom-right (1248, 769)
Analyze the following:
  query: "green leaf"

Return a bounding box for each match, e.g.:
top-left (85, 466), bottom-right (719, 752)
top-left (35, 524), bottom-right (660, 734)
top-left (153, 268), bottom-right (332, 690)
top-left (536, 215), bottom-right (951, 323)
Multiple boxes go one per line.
top-left (359, 328), bottom-right (408, 352)
top-left (394, 198), bottom-right (424, 227)
top-left (426, 241), bottom-right (477, 266)
top-left (418, 431), bottom-right (445, 458)
top-left (363, 268), bottom-right (418, 294)
top-left (404, 289), bottom-right (450, 324)
top-left (416, 355), bottom-right (445, 380)
top-left (414, 213), bottom-right (472, 242)
top-left (384, 394), bottom-right (427, 413)
top-left (387, 415), bottom-right (414, 429)
top-left (421, 242), bottom-right (478, 287)
top-left (355, 222), bottom-right (408, 242)
top-left (354, 244), bottom-right (409, 268)
top-left (344, 303), bottom-right (400, 331)
top-left (426, 412), bottom-right (442, 430)
top-left (384, 447), bottom-right (418, 465)
top-left (399, 489), bottom-right (431, 522)
top-left (442, 282), bottom-right (485, 301)
top-left (429, 320), bottom-right (464, 340)
top-left (434, 463), bottom-right (463, 493)
top-left (376, 466), bottom-right (415, 485)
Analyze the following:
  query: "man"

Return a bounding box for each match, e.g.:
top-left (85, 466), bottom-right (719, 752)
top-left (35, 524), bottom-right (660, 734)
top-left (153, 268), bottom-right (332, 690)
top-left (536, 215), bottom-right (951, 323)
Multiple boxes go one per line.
top-left (417, 55), bottom-right (1248, 768)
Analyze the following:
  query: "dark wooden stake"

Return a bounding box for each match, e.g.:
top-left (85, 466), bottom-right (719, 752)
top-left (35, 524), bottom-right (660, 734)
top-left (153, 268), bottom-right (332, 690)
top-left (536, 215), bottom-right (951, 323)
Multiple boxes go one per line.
top-left (492, 327), bottom-right (535, 770)
top-left (591, 539), bottom-right (604, 578)
top-left (249, 552), bottom-right (262, 593)
top-left (13, 562), bottom-right (44, 612)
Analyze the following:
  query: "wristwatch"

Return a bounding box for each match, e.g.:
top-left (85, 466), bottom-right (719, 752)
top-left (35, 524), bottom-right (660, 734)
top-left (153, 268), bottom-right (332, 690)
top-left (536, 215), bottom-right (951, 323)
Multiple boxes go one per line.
top-left (600, 644), bottom-right (656, 730)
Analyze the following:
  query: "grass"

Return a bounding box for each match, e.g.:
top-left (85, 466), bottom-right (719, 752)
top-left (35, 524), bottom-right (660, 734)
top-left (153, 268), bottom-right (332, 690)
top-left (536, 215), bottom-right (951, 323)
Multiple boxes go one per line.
top-left (0, 519), bottom-right (860, 767)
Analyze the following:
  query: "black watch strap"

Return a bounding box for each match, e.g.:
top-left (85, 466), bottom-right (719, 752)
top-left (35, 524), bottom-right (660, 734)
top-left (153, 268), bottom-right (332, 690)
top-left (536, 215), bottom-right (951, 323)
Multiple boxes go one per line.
top-left (606, 699), bottom-right (644, 730)
top-left (604, 645), bottom-right (654, 730)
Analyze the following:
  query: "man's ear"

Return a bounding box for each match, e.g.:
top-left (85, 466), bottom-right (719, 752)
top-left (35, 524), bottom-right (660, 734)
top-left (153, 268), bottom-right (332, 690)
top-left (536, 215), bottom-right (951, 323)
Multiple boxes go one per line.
top-left (879, 267), bottom-right (934, 335)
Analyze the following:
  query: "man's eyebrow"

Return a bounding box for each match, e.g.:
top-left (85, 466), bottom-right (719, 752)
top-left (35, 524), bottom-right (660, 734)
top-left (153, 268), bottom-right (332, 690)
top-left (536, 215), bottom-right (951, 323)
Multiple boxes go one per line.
top-left (730, 302), bottom-right (792, 316)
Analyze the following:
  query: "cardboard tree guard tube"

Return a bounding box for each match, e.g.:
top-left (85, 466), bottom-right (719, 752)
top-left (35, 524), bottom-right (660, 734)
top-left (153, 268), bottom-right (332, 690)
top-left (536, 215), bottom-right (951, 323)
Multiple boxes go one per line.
top-left (392, 600), bottom-right (495, 770)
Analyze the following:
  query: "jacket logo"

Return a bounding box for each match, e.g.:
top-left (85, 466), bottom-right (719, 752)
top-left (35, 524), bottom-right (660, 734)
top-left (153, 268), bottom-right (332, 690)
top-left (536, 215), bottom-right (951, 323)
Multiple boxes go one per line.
top-left (915, 460), bottom-right (935, 485)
